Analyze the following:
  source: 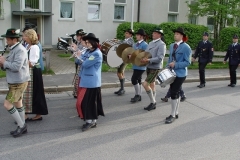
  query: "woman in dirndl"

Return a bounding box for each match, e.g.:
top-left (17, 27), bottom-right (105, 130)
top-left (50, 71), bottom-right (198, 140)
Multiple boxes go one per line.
top-left (72, 30), bottom-right (87, 98)
top-left (75, 33), bottom-right (104, 132)
top-left (22, 29), bottom-right (48, 121)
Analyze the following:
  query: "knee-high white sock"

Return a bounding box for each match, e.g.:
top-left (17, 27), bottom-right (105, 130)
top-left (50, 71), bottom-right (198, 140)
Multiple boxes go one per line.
top-left (146, 89), bottom-right (156, 103)
top-left (175, 98), bottom-right (181, 115)
top-left (138, 84), bottom-right (142, 96)
top-left (17, 106), bottom-right (25, 123)
top-left (134, 84), bottom-right (139, 95)
top-left (153, 90), bottom-right (156, 99)
top-left (8, 107), bottom-right (24, 127)
top-left (86, 119), bottom-right (92, 123)
top-left (171, 99), bottom-right (178, 117)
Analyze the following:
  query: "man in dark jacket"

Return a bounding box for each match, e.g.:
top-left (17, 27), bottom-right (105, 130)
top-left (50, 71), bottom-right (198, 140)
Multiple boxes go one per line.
top-left (223, 34), bottom-right (240, 87)
top-left (192, 32), bottom-right (214, 88)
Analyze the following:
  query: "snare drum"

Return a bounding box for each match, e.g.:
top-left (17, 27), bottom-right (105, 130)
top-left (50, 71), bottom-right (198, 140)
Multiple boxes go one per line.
top-left (157, 68), bottom-right (176, 87)
top-left (101, 40), bottom-right (122, 68)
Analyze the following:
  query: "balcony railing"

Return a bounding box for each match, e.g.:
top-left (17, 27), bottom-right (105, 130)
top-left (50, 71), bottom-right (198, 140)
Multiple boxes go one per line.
top-left (25, 0), bottom-right (39, 9)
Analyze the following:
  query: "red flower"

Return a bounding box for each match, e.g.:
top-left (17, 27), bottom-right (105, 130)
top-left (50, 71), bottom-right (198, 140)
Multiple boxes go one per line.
top-left (11, 30), bottom-right (15, 34)
top-left (182, 36), bottom-right (188, 42)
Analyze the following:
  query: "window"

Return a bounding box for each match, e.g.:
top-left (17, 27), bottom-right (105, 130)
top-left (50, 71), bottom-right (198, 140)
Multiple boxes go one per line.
top-left (25, 0), bottom-right (39, 9)
top-left (168, 14), bottom-right (177, 22)
top-left (188, 1), bottom-right (197, 24)
top-left (207, 17), bottom-right (214, 31)
top-left (23, 0), bottom-right (42, 11)
top-left (114, 0), bottom-right (126, 21)
top-left (60, 0), bottom-right (75, 20)
top-left (169, 0), bottom-right (179, 13)
top-left (88, 0), bottom-right (101, 20)
top-left (188, 15), bottom-right (197, 24)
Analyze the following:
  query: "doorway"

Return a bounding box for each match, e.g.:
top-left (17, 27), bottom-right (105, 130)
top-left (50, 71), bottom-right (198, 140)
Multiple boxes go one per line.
top-left (22, 16), bottom-right (43, 44)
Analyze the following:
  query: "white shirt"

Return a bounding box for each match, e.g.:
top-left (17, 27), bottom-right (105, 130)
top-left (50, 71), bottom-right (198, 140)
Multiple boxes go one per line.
top-left (153, 38), bottom-right (161, 43)
top-left (233, 42), bottom-right (238, 46)
top-left (27, 45), bottom-right (40, 66)
top-left (175, 40), bottom-right (183, 46)
top-left (138, 40), bottom-right (143, 44)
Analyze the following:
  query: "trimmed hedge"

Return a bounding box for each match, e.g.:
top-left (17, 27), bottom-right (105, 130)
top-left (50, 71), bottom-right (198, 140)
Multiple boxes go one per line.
top-left (116, 22), bottom-right (208, 49)
top-left (116, 22), bottom-right (158, 42)
top-left (159, 22), bottom-right (208, 49)
top-left (219, 27), bottom-right (240, 51)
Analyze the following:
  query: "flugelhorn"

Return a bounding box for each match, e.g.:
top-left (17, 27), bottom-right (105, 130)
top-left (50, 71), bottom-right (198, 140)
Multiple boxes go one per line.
top-left (68, 48), bottom-right (88, 60)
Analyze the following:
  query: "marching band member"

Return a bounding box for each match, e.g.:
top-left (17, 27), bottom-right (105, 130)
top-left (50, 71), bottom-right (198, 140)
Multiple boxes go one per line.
top-left (165, 27), bottom-right (192, 124)
top-left (22, 26), bottom-right (44, 71)
top-left (223, 34), bottom-right (240, 87)
top-left (192, 32), bottom-right (214, 88)
top-left (75, 33), bottom-right (104, 132)
top-left (0, 28), bottom-right (30, 137)
top-left (114, 29), bottom-right (134, 95)
top-left (161, 86), bottom-right (186, 102)
top-left (129, 29), bottom-right (148, 103)
top-left (142, 28), bottom-right (166, 111)
top-left (22, 29), bottom-right (48, 121)
top-left (72, 29), bottom-right (87, 98)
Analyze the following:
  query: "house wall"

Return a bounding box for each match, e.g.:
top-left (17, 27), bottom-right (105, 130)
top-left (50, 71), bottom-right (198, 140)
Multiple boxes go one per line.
top-left (51, 0), bottom-right (139, 45)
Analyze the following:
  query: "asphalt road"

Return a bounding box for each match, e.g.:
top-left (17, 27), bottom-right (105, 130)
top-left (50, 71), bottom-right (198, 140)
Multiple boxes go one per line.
top-left (0, 80), bottom-right (240, 160)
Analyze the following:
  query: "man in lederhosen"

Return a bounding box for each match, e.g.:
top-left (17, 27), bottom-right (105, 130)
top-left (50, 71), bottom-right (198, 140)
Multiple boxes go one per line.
top-left (129, 28), bottom-right (148, 103)
top-left (223, 34), bottom-right (240, 87)
top-left (141, 28), bottom-right (166, 111)
top-left (0, 28), bottom-right (30, 137)
top-left (192, 32), bottom-right (214, 88)
top-left (114, 29), bottom-right (134, 95)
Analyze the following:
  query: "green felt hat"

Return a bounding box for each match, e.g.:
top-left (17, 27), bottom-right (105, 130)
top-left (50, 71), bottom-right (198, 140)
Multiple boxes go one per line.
top-left (1, 28), bottom-right (22, 38)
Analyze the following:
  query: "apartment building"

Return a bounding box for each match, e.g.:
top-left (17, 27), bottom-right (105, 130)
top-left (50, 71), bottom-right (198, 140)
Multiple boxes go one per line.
top-left (0, 0), bottom-right (211, 48)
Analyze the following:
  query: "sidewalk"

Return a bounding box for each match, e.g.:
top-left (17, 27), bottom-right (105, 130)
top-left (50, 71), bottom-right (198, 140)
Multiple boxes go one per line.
top-left (0, 69), bottom-right (238, 94)
top-left (0, 49), bottom-right (235, 93)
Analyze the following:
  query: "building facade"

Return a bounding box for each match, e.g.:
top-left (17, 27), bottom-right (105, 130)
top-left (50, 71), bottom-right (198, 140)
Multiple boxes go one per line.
top-left (0, 0), bottom-right (210, 48)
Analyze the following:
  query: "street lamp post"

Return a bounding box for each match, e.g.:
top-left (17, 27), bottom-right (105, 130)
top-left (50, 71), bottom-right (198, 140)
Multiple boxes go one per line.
top-left (131, 0), bottom-right (134, 30)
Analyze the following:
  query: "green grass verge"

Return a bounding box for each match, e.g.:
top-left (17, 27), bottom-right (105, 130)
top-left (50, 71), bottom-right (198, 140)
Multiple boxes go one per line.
top-left (42, 68), bottom-right (55, 75)
top-left (189, 62), bottom-right (229, 69)
top-left (0, 70), bottom-right (6, 78)
top-left (0, 68), bottom-right (55, 78)
top-left (102, 61), bottom-right (230, 72)
top-left (58, 53), bottom-right (74, 62)
top-left (58, 53), bottom-right (72, 58)
top-left (57, 53), bottom-right (229, 72)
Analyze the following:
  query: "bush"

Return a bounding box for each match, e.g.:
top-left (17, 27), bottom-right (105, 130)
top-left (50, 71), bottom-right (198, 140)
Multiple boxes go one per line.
top-left (219, 27), bottom-right (240, 51)
top-left (159, 22), bottom-right (208, 49)
top-left (116, 22), bottom-right (208, 49)
top-left (116, 22), bottom-right (159, 42)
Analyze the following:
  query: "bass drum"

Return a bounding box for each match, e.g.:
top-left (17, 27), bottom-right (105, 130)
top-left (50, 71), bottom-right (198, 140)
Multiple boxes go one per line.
top-left (101, 40), bottom-right (123, 68)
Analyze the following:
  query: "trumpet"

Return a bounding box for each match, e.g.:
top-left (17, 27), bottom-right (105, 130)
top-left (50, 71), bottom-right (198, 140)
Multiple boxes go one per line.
top-left (68, 48), bottom-right (88, 60)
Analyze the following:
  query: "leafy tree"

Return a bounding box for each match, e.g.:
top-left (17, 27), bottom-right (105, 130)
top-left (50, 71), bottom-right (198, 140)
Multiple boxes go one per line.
top-left (187, 0), bottom-right (240, 50)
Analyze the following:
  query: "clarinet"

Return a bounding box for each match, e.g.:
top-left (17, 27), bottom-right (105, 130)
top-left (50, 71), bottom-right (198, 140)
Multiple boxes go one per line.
top-left (1, 45), bottom-right (8, 56)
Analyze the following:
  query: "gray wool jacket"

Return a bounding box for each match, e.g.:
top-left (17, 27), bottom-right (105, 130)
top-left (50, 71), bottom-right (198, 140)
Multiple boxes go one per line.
top-left (145, 39), bottom-right (166, 69)
top-left (121, 37), bottom-right (134, 46)
top-left (3, 43), bottom-right (30, 84)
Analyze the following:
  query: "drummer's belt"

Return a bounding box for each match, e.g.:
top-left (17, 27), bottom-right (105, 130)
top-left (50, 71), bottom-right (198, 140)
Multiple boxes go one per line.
top-left (145, 68), bottom-right (161, 84)
top-left (117, 63), bottom-right (128, 73)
